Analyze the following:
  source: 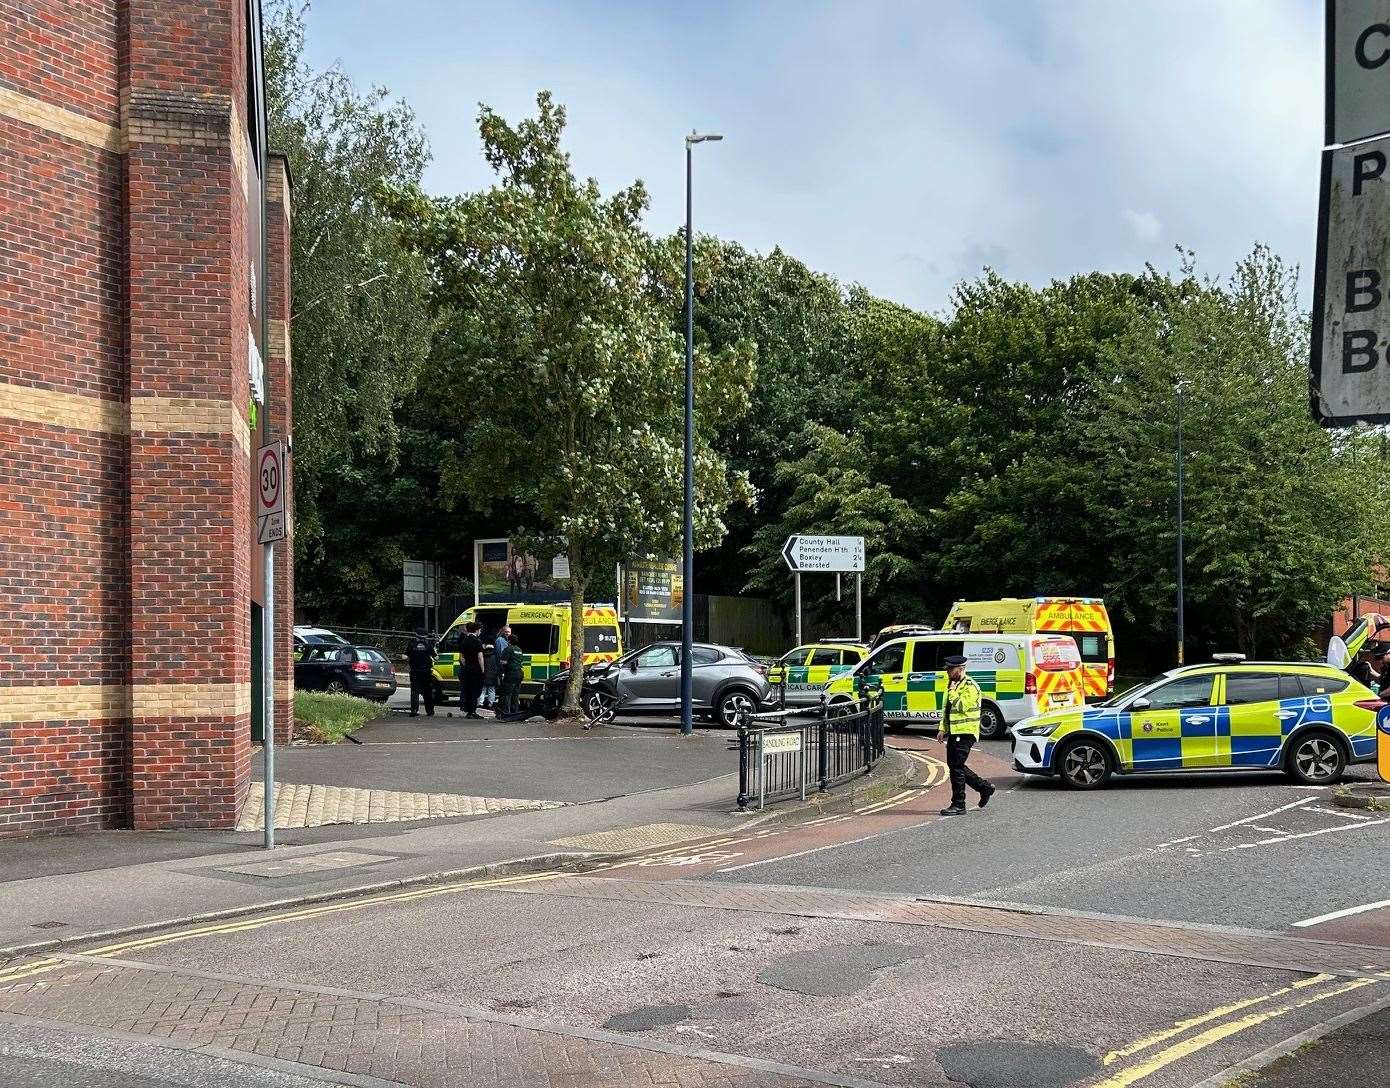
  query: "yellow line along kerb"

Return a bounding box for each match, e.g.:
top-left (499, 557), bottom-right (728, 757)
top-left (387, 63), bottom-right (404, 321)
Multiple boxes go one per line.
top-left (1095, 976), bottom-right (1379, 1088)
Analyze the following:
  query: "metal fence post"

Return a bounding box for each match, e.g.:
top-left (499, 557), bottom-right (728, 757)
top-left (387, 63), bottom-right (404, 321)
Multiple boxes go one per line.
top-left (736, 722), bottom-right (750, 811)
top-left (758, 729), bottom-right (766, 810)
top-left (817, 694), bottom-right (829, 792)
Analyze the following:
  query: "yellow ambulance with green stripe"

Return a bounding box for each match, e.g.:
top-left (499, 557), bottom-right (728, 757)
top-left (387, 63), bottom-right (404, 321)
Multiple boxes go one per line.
top-left (944, 597), bottom-right (1115, 701)
top-left (1011, 657), bottom-right (1378, 789)
top-left (768, 642), bottom-right (868, 705)
top-left (434, 603), bottom-right (621, 701)
top-left (824, 631), bottom-right (1085, 738)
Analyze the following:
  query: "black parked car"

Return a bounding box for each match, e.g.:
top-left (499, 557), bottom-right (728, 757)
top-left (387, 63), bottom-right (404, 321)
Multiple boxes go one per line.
top-left (294, 645), bottom-right (397, 702)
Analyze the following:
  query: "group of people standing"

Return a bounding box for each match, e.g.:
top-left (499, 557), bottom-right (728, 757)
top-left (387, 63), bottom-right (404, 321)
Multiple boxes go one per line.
top-left (405, 623), bottom-right (526, 719)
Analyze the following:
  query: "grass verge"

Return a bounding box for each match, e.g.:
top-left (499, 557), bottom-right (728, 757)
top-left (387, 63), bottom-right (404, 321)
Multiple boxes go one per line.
top-left (293, 690), bottom-right (383, 743)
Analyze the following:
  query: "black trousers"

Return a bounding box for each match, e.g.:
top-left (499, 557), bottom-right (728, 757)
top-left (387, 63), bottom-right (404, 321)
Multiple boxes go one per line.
top-left (945, 734), bottom-right (991, 807)
top-left (409, 670), bottom-right (434, 716)
top-left (460, 669), bottom-right (483, 713)
top-left (499, 681), bottom-right (521, 716)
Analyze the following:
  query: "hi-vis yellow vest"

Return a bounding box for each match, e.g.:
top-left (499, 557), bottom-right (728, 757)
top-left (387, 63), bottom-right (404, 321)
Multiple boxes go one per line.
top-left (942, 676), bottom-right (982, 738)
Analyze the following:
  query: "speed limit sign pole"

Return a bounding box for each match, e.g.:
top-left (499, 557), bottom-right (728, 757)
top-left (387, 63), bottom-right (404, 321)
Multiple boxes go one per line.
top-left (257, 440), bottom-right (287, 848)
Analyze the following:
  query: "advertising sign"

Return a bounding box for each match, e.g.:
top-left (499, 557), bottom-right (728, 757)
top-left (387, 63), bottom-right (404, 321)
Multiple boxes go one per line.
top-left (623, 559), bottom-right (683, 625)
top-left (474, 539), bottom-right (572, 604)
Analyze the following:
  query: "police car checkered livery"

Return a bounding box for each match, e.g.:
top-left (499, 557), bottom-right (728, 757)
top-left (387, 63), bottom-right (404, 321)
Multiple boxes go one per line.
top-left (1012, 659), bottom-right (1378, 789)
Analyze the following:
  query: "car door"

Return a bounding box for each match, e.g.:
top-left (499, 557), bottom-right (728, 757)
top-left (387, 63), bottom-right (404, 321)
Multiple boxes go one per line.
top-left (1223, 671), bottom-right (1300, 769)
top-left (621, 644), bottom-right (680, 708)
top-left (776, 646), bottom-right (813, 701)
top-left (689, 645), bottom-right (729, 707)
top-left (861, 641), bottom-right (908, 718)
top-left (906, 639), bottom-right (961, 724)
top-left (294, 646), bottom-right (324, 690)
top-left (1128, 673), bottom-right (1217, 770)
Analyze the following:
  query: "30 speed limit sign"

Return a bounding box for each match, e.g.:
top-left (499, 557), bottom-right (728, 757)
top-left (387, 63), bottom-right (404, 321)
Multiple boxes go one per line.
top-left (257, 440), bottom-right (287, 544)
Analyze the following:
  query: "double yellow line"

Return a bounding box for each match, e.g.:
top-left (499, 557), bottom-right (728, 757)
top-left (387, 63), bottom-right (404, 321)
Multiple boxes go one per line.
top-left (0, 869), bottom-right (565, 987)
top-left (1095, 973), bottom-right (1381, 1087)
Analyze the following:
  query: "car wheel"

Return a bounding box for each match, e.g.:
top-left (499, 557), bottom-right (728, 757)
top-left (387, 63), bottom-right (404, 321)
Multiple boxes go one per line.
top-left (1056, 738), bottom-right (1111, 790)
top-left (1285, 731), bottom-right (1346, 785)
top-left (979, 701), bottom-right (1006, 740)
top-left (717, 689), bottom-right (758, 728)
top-left (325, 678), bottom-right (347, 695)
top-left (584, 689), bottom-right (615, 723)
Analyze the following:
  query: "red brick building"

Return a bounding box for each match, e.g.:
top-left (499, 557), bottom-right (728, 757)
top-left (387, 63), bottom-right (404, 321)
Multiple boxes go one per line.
top-left (1, 1), bottom-right (294, 834)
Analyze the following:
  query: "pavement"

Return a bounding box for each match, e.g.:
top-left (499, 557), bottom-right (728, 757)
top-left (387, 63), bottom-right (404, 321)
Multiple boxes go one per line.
top-left (3, 722), bottom-right (1388, 1087)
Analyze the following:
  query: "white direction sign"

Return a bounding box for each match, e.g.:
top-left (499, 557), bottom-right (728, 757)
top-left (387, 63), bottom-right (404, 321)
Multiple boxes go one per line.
top-left (402, 560), bottom-right (439, 608)
top-left (256, 440), bottom-right (286, 544)
top-left (1312, 132), bottom-right (1390, 424)
top-left (1328, 1), bottom-right (1390, 145)
top-left (782, 534), bottom-right (865, 573)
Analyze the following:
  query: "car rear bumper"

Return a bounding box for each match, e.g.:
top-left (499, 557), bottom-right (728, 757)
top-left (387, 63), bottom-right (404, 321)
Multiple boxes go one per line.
top-left (350, 677), bottom-right (397, 700)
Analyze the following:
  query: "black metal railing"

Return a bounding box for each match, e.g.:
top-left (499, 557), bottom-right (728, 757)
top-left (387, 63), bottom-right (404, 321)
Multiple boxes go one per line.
top-left (735, 691), bottom-right (885, 811)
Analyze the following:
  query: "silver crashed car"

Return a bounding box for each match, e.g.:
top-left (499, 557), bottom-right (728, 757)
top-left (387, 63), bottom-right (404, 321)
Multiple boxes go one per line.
top-left (577, 641), bottom-right (772, 726)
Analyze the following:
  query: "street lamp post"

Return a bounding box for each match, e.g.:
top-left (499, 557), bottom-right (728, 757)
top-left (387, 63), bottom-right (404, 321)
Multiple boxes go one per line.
top-left (681, 130), bottom-right (722, 736)
top-left (1176, 379), bottom-right (1185, 667)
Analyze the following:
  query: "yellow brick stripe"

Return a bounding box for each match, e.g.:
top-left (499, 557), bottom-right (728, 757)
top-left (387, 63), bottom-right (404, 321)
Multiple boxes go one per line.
top-left (0, 381), bottom-right (129, 435)
top-left (0, 683), bottom-right (252, 724)
top-left (130, 395), bottom-right (251, 456)
top-left (0, 85), bottom-right (122, 153)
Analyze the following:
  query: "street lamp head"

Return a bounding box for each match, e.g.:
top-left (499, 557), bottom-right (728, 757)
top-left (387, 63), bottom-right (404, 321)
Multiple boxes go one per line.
top-left (686, 131), bottom-right (724, 146)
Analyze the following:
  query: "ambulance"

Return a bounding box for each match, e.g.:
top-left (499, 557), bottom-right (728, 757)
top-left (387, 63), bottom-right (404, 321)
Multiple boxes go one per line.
top-left (823, 630), bottom-right (1086, 738)
top-left (768, 641), bottom-right (869, 705)
top-left (434, 603), bottom-right (622, 702)
top-left (944, 597), bottom-right (1115, 701)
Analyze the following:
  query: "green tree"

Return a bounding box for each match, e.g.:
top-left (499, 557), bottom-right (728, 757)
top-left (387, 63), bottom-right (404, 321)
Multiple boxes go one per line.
top-left (264, 1), bottom-right (436, 591)
top-left (387, 93), bottom-right (754, 712)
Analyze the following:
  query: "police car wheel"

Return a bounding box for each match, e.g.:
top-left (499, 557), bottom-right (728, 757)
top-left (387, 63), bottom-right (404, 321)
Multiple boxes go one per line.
top-left (979, 702), bottom-right (1005, 740)
top-left (1285, 732), bottom-right (1346, 785)
top-left (1056, 739), bottom-right (1111, 790)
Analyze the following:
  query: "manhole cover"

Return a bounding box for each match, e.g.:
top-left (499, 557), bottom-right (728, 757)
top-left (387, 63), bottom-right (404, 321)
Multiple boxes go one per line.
top-left (602, 1004), bottom-right (691, 1032)
top-left (936, 1041), bottom-right (1098, 1088)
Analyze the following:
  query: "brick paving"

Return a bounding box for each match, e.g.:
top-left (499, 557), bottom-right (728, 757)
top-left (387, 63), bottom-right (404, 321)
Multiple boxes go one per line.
top-left (236, 782), bottom-right (567, 831)
top-left (500, 877), bottom-right (1390, 979)
top-left (0, 957), bottom-right (849, 1088)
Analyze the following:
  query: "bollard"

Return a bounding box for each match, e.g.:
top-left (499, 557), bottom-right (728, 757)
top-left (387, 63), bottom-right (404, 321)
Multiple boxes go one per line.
top-left (736, 720), bottom-right (750, 811)
top-left (817, 693), bottom-right (829, 792)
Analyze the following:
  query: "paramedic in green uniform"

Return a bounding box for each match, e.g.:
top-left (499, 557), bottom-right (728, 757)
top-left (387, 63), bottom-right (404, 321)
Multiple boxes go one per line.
top-left (937, 654), bottom-right (996, 816)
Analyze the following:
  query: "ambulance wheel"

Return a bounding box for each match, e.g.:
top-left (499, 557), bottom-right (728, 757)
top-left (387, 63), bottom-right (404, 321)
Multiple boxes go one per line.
top-left (1055, 738), bottom-right (1112, 790)
top-left (1284, 731), bottom-right (1346, 785)
top-left (979, 702), bottom-right (1006, 740)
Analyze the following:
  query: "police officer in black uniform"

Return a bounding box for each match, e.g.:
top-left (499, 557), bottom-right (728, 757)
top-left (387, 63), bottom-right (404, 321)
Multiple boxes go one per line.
top-left (406, 627), bottom-right (437, 717)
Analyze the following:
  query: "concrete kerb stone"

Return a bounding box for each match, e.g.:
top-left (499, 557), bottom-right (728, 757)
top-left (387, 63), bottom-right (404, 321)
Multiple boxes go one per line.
top-left (0, 749), bottom-right (915, 963)
top-left (1332, 781), bottom-right (1390, 811)
top-left (0, 852), bottom-right (601, 962)
top-left (729, 746), bottom-right (920, 826)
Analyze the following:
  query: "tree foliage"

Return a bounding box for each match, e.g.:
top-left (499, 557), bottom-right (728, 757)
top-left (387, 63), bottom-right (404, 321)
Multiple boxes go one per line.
top-left (385, 93), bottom-right (754, 709)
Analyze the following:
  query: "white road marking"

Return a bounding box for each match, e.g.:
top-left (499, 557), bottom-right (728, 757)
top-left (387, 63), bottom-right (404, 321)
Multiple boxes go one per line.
top-left (1293, 898), bottom-right (1390, 928)
top-left (1207, 797), bottom-right (1315, 834)
top-left (1223, 815), bottom-right (1390, 850)
top-left (1251, 826), bottom-right (1289, 835)
top-left (715, 827), bottom-right (908, 872)
top-left (1306, 806), bottom-right (1378, 821)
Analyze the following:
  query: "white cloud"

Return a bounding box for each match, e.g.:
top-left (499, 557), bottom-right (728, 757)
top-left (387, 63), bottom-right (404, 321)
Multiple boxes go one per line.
top-left (1123, 210), bottom-right (1163, 243)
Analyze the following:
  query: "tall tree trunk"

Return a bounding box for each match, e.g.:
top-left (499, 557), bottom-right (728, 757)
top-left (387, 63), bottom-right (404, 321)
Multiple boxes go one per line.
top-left (563, 546), bottom-right (586, 717)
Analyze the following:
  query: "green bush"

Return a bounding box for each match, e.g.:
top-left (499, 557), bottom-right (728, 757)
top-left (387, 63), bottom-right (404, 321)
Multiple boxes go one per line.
top-left (293, 691), bottom-right (382, 742)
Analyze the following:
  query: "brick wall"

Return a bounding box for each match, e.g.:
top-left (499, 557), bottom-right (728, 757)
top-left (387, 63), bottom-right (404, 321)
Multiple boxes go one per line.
top-left (0, 0), bottom-right (291, 835)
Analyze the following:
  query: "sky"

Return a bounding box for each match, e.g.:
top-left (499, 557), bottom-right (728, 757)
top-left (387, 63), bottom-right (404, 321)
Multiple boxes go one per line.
top-left (302, 0), bottom-right (1323, 315)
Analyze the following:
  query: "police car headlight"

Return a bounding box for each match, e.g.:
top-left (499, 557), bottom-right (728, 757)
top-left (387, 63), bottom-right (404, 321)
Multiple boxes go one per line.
top-left (1015, 723), bottom-right (1057, 737)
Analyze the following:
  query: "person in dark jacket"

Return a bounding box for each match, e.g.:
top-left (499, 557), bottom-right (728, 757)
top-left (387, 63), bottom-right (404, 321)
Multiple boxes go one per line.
top-left (406, 627), bottom-right (437, 717)
top-left (498, 631), bottom-right (526, 717)
top-left (459, 621), bottom-right (485, 718)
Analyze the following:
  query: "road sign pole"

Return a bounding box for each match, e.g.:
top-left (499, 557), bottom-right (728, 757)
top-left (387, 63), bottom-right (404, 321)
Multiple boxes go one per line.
top-left (855, 573), bottom-right (862, 642)
top-left (262, 537), bottom-right (274, 850)
top-left (794, 571), bottom-right (802, 646)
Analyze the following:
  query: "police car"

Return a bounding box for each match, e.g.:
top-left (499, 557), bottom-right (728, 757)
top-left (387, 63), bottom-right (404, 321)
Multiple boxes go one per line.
top-left (1011, 656), bottom-right (1379, 789)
